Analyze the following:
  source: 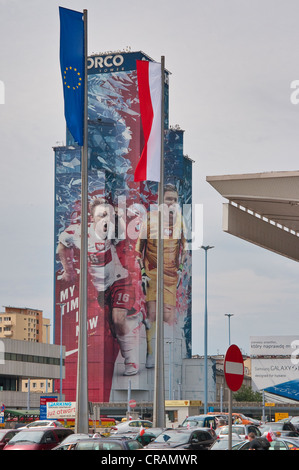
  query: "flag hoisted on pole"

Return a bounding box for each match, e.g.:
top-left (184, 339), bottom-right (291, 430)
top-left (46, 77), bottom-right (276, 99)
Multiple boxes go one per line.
top-left (59, 7), bottom-right (84, 146)
top-left (59, 6), bottom-right (89, 434)
top-left (134, 60), bottom-right (162, 183)
top-left (135, 57), bottom-right (165, 427)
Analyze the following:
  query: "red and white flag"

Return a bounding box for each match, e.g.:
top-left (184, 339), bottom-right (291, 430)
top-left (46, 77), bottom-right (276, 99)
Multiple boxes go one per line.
top-left (266, 428), bottom-right (276, 442)
top-left (139, 425), bottom-right (145, 436)
top-left (134, 60), bottom-right (162, 182)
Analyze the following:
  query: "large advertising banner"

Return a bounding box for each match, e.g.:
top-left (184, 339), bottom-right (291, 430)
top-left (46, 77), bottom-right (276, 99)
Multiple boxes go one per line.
top-left (251, 336), bottom-right (299, 402)
top-left (54, 51), bottom-right (192, 403)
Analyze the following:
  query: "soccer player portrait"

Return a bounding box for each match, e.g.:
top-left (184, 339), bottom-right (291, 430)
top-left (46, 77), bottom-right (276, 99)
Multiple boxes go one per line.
top-left (135, 184), bottom-right (188, 368)
top-left (57, 197), bottom-right (140, 376)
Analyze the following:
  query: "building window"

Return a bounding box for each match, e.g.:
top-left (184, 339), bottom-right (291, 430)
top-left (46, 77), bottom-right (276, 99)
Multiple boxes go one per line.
top-left (5, 352), bottom-right (62, 366)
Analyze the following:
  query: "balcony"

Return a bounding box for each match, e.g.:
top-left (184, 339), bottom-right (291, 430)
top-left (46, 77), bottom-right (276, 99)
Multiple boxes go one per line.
top-left (3, 330), bottom-right (12, 337)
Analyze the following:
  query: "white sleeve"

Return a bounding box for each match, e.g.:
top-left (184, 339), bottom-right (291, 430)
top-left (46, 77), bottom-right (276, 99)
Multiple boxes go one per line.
top-left (58, 225), bottom-right (77, 248)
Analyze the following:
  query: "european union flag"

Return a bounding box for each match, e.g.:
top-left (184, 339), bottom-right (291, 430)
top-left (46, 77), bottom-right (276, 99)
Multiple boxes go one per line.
top-left (59, 7), bottom-right (84, 146)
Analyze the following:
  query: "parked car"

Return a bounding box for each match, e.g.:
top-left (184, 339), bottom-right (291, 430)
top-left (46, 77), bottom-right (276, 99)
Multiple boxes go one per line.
top-left (17, 420), bottom-right (64, 430)
top-left (277, 416), bottom-right (299, 432)
top-left (72, 437), bottom-right (143, 450)
top-left (52, 433), bottom-right (93, 450)
top-left (232, 413), bottom-right (260, 425)
top-left (208, 411), bottom-right (260, 425)
top-left (112, 427), bottom-right (166, 447)
top-left (180, 414), bottom-right (217, 430)
top-left (145, 428), bottom-right (216, 450)
top-left (210, 434), bottom-right (243, 450)
top-left (3, 427), bottom-right (73, 450)
top-left (207, 413), bottom-right (229, 426)
top-left (259, 421), bottom-right (299, 438)
top-left (233, 437), bottom-right (299, 450)
top-left (110, 419), bottom-right (152, 434)
top-left (0, 429), bottom-right (20, 450)
top-left (216, 424), bottom-right (261, 440)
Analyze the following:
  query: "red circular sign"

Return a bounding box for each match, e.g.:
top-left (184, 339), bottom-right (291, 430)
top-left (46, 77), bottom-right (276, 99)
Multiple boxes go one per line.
top-left (224, 344), bottom-right (244, 392)
top-left (128, 399), bottom-right (137, 408)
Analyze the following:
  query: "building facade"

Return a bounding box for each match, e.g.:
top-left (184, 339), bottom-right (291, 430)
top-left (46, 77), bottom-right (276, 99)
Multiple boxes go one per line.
top-left (0, 306), bottom-right (50, 344)
top-left (53, 51), bottom-right (193, 403)
top-left (0, 307), bottom-right (52, 394)
top-left (0, 338), bottom-right (63, 409)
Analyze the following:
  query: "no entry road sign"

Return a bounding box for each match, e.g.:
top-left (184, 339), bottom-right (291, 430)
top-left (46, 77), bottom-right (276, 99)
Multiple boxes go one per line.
top-left (224, 344), bottom-right (244, 392)
top-left (129, 399), bottom-right (137, 409)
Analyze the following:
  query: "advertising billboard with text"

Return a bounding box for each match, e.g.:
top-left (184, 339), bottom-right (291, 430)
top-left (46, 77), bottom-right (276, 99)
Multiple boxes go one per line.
top-left (251, 336), bottom-right (299, 402)
top-left (54, 51), bottom-right (192, 402)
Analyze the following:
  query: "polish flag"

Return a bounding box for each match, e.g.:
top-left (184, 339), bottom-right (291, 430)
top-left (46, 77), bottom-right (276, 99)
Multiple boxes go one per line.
top-left (139, 425), bottom-right (145, 436)
top-left (134, 60), bottom-right (162, 182)
top-left (266, 428), bottom-right (276, 442)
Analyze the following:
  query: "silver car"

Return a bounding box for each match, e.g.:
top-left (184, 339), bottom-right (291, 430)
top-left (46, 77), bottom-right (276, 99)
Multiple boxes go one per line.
top-left (110, 419), bottom-right (152, 434)
top-left (216, 424), bottom-right (261, 440)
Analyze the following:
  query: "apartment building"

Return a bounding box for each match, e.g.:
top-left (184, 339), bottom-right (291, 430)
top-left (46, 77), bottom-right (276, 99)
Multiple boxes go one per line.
top-left (0, 306), bottom-right (53, 395)
top-left (0, 306), bottom-right (50, 343)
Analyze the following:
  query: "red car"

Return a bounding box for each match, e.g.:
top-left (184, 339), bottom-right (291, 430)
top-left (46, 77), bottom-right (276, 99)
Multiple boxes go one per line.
top-left (0, 429), bottom-right (20, 450)
top-left (3, 427), bottom-right (73, 450)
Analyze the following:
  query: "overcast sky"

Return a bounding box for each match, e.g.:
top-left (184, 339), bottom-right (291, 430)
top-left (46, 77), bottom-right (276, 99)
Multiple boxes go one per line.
top-left (0, 0), bottom-right (299, 356)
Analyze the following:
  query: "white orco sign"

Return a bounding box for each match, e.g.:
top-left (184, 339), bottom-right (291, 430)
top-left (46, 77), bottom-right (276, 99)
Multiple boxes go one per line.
top-left (87, 54), bottom-right (124, 70)
top-left (46, 402), bottom-right (76, 419)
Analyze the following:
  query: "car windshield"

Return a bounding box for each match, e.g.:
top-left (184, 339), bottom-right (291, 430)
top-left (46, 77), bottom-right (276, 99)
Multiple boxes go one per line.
top-left (155, 431), bottom-right (189, 445)
top-left (220, 426), bottom-right (245, 436)
top-left (260, 423), bottom-right (284, 432)
top-left (27, 421), bottom-right (49, 427)
top-left (76, 440), bottom-right (123, 450)
top-left (62, 433), bottom-right (90, 444)
top-left (211, 438), bottom-right (242, 450)
top-left (182, 419), bottom-right (205, 427)
top-left (8, 430), bottom-right (45, 444)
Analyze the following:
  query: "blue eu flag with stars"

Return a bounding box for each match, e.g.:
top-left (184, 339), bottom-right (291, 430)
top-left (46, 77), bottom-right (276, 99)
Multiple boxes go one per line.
top-left (59, 7), bottom-right (84, 146)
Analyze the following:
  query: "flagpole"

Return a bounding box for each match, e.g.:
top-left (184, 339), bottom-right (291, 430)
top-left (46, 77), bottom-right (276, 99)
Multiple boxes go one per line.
top-left (75, 8), bottom-right (89, 434)
top-left (153, 55), bottom-right (165, 428)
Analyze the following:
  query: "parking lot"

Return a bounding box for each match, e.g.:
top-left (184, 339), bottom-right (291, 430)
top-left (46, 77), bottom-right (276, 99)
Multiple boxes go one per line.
top-left (2, 412), bottom-right (299, 451)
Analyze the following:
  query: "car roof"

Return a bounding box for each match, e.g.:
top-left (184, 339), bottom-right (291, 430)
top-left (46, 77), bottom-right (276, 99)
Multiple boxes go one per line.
top-left (0, 428), bottom-right (19, 434)
top-left (221, 424), bottom-right (246, 427)
top-left (77, 437), bottom-right (130, 443)
top-left (162, 427), bottom-right (213, 434)
top-left (186, 414), bottom-right (214, 418)
top-left (17, 426), bottom-right (71, 432)
top-left (260, 422), bottom-right (286, 427)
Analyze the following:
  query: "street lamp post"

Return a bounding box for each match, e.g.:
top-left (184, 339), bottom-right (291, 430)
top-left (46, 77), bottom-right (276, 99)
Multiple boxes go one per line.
top-left (166, 341), bottom-right (173, 400)
top-left (57, 303), bottom-right (66, 402)
top-left (45, 322), bottom-right (51, 393)
top-left (201, 245), bottom-right (214, 414)
top-left (225, 313), bottom-right (234, 345)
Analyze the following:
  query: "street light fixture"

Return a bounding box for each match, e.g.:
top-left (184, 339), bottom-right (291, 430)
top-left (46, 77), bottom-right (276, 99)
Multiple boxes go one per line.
top-left (201, 245), bottom-right (214, 414)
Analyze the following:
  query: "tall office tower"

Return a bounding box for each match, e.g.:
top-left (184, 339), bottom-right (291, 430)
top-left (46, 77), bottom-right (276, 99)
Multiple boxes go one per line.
top-left (53, 51), bottom-right (192, 402)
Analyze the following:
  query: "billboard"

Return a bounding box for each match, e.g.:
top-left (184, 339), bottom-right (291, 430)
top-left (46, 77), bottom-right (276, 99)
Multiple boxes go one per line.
top-left (54, 51), bottom-right (192, 402)
top-left (251, 336), bottom-right (299, 402)
top-left (47, 402), bottom-right (76, 420)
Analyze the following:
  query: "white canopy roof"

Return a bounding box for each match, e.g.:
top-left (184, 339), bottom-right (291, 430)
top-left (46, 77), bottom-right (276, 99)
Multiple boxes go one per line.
top-left (207, 170), bottom-right (299, 262)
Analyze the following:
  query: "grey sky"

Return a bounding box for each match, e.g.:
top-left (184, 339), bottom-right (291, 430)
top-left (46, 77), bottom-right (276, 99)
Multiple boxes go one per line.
top-left (0, 0), bottom-right (298, 356)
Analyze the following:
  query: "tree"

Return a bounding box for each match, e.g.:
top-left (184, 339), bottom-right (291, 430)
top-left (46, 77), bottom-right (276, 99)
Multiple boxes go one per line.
top-left (233, 385), bottom-right (262, 402)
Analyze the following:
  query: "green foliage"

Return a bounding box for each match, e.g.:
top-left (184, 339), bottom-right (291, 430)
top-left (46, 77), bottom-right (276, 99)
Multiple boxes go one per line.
top-left (233, 385), bottom-right (262, 402)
